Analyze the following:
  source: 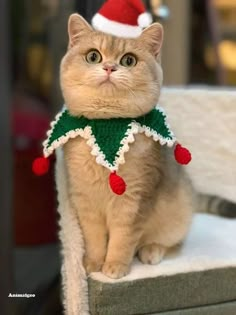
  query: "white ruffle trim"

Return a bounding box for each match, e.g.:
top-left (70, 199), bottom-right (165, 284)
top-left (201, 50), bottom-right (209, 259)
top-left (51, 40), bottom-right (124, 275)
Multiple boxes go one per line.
top-left (155, 105), bottom-right (175, 143)
top-left (43, 108), bottom-right (66, 157)
top-left (43, 118), bottom-right (176, 172)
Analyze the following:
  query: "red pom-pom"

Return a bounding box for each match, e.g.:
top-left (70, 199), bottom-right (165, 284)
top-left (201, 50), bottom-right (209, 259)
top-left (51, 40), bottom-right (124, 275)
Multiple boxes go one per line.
top-left (32, 157), bottom-right (50, 176)
top-left (109, 172), bottom-right (126, 195)
top-left (174, 144), bottom-right (192, 165)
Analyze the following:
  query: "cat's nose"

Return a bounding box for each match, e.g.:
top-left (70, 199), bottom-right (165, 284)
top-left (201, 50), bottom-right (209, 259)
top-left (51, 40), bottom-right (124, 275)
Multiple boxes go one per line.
top-left (103, 63), bottom-right (117, 75)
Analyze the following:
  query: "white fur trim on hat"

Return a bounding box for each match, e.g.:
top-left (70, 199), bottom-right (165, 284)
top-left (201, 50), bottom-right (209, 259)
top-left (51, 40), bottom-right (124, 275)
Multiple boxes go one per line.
top-left (92, 13), bottom-right (142, 38)
top-left (138, 12), bottom-right (152, 28)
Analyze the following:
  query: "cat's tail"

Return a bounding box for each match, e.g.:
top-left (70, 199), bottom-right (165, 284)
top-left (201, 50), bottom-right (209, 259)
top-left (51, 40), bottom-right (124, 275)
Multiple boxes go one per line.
top-left (197, 194), bottom-right (236, 218)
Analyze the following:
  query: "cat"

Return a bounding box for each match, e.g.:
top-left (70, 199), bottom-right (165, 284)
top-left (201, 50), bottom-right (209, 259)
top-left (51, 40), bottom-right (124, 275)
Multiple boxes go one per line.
top-left (60, 13), bottom-right (194, 279)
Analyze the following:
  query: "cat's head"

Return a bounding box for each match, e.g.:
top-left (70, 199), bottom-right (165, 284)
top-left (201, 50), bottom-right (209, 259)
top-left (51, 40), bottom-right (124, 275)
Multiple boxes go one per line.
top-left (60, 14), bottom-right (163, 119)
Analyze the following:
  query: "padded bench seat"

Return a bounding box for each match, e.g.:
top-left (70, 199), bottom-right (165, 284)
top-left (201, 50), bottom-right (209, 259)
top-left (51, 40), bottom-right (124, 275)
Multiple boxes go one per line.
top-left (88, 214), bottom-right (236, 315)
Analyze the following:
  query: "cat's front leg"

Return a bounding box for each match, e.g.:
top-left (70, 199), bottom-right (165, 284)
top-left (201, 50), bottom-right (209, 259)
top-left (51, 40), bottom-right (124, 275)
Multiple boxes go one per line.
top-left (103, 204), bottom-right (142, 279)
top-left (78, 208), bottom-right (107, 274)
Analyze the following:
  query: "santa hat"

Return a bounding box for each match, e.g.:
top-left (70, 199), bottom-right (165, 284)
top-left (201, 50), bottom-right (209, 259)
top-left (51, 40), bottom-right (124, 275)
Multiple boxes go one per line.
top-left (91, 0), bottom-right (152, 38)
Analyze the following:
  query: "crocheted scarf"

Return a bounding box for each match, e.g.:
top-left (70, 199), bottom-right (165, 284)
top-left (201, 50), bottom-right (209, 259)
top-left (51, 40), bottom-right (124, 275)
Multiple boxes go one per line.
top-left (43, 106), bottom-right (175, 172)
top-left (32, 106), bottom-right (191, 195)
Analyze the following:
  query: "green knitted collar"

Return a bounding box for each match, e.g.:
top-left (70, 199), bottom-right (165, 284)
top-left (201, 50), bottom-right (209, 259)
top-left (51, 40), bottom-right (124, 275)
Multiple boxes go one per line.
top-left (43, 106), bottom-right (176, 172)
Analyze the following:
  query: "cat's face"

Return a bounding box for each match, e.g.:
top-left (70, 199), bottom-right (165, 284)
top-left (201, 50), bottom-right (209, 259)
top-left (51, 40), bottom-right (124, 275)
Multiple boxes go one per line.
top-left (60, 14), bottom-right (163, 119)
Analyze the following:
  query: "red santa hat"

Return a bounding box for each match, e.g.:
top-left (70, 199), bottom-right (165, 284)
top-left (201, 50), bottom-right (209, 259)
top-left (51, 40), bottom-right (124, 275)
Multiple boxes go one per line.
top-left (92, 0), bottom-right (152, 38)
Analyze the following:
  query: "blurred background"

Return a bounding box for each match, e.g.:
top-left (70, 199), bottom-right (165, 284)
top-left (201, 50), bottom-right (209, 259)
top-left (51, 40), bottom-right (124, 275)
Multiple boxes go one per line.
top-left (1, 0), bottom-right (236, 314)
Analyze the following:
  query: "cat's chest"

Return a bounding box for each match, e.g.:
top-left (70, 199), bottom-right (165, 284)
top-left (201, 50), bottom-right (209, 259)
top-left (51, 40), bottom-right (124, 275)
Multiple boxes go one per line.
top-left (64, 133), bottom-right (154, 176)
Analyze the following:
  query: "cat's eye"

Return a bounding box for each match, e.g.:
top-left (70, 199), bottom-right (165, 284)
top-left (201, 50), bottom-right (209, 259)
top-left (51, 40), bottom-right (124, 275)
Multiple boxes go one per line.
top-left (86, 50), bottom-right (102, 64)
top-left (120, 54), bottom-right (137, 68)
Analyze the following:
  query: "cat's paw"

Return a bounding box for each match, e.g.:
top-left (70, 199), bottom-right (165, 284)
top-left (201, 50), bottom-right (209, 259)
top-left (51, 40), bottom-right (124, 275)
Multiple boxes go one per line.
top-left (83, 257), bottom-right (103, 274)
top-left (102, 261), bottom-right (130, 279)
top-left (138, 244), bottom-right (165, 265)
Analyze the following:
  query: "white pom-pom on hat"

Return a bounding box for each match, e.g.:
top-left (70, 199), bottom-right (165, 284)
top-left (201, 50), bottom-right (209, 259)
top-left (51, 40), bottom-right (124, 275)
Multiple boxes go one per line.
top-left (138, 12), bottom-right (153, 28)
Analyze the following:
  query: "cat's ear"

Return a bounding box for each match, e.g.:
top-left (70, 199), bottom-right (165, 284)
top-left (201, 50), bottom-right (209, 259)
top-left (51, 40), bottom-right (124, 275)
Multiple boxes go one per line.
top-left (68, 14), bottom-right (93, 48)
top-left (139, 23), bottom-right (163, 58)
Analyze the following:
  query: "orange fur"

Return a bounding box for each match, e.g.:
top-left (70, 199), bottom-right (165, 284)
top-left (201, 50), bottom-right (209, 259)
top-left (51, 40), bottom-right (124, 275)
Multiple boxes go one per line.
top-left (61, 14), bottom-right (193, 279)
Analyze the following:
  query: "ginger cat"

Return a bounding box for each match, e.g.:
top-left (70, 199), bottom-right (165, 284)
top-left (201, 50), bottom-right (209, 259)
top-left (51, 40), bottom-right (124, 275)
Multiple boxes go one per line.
top-left (60, 14), bottom-right (193, 279)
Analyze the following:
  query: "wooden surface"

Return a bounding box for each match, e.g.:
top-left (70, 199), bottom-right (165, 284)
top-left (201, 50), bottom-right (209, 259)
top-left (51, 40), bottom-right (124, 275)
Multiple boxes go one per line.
top-left (206, 0), bottom-right (226, 85)
top-left (161, 0), bottom-right (191, 85)
top-left (84, 0), bottom-right (104, 21)
top-left (49, 0), bottom-right (75, 114)
top-left (214, 0), bottom-right (236, 9)
top-left (0, 0), bottom-right (14, 314)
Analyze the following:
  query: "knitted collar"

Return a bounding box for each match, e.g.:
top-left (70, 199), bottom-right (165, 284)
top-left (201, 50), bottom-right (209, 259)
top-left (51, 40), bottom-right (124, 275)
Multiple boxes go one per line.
top-left (33, 106), bottom-right (191, 195)
top-left (43, 106), bottom-right (175, 171)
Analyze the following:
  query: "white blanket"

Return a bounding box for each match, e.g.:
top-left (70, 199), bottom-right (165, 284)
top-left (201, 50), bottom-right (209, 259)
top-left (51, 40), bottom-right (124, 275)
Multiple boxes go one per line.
top-left (92, 213), bottom-right (236, 283)
top-left (56, 87), bottom-right (236, 314)
top-left (160, 87), bottom-right (236, 203)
